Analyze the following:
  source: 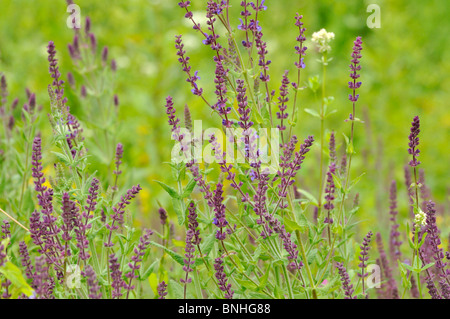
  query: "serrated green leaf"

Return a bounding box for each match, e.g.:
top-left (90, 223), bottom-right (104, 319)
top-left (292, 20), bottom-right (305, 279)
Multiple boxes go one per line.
top-left (172, 198), bottom-right (185, 225)
top-left (258, 263), bottom-right (272, 290)
top-left (234, 278), bottom-right (258, 290)
top-left (154, 180), bottom-right (180, 199)
top-left (284, 218), bottom-right (304, 233)
top-left (181, 179), bottom-right (197, 198)
top-left (140, 259), bottom-right (159, 281)
top-left (149, 241), bottom-right (184, 266)
top-left (200, 233), bottom-right (216, 257)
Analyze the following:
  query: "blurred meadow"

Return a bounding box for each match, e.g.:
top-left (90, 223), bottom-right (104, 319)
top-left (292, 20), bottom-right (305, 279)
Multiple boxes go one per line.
top-left (1, 0), bottom-right (449, 246)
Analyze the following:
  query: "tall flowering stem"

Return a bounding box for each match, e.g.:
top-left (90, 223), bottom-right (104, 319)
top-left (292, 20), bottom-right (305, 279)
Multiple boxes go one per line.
top-left (105, 185), bottom-right (142, 248)
top-left (272, 135), bottom-right (314, 215)
top-left (84, 265), bottom-right (102, 299)
top-left (125, 229), bottom-right (153, 299)
top-left (175, 35), bottom-right (205, 98)
top-left (358, 231), bottom-right (373, 297)
top-left (18, 242), bottom-right (35, 286)
top-left (406, 115), bottom-right (423, 297)
top-left (181, 228), bottom-right (195, 298)
top-left (288, 13), bottom-right (307, 141)
top-left (336, 262), bottom-right (356, 299)
top-left (236, 79), bottom-right (253, 161)
top-left (343, 36), bottom-right (363, 188)
top-left (31, 137), bottom-right (63, 269)
top-left (318, 37), bottom-right (363, 287)
top-left (276, 71), bottom-right (290, 143)
top-left (376, 232), bottom-right (399, 299)
top-left (324, 162), bottom-right (336, 244)
top-left (388, 181), bottom-right (402, 262)
top-left (424, 201), bottom-right (450, 298)
top-left (111, 143), bottom-right (124, 201)
top-left (47, 41), bottom-right (66, 105)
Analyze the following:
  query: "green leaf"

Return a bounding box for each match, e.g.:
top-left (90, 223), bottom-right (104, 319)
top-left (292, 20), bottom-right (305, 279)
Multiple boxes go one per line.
top-left (284, 218), bottom-right (304, 233)
top-left (304, 108), bottom-right (320, 119)
top-left (149, 241), bottom-right (184, 266)
top-left (296, 188), bottom-right (318, 206)
top-left (140, 259), bottom-right (159, 281)
top-left (421, 262), bottom-right (435, 272)
top-left (169, 279), bottom-right (190, 299)
top-left (348, 172), bottom-right (366, 191)
top-left (258, 263), bottom-right (272, 290)
top-left (154, 180), bottom-right (180, 199)
top-left (172, 198), bottom-right (185, 225)
top-left (200, 233), bottom-right (216, 257)
top-left (51, 151), bottom-right (70, 166)
top-left (234, 278), bottom-right (258, 290)
top-left (148, 272), bottom-right (159, 295)
top-left (181, 178), bottom-right (197, 198)
top-left (418, 232), bottom-right (428, 249)
top-left (331, 173), bottom-right (342, 190)
top-left (0, 261), bottom-right (34, 297)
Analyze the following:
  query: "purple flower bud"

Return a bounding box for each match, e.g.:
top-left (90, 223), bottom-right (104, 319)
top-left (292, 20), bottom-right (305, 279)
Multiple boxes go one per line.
top-left (102, 46), bottom-right (109, 64)
top-left (111, 59), bottom-right (117, 72)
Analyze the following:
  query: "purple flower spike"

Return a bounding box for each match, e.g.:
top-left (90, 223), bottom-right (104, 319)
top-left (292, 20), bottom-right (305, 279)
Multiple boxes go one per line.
top-left (158, 207), bottom-right (168, 225)
top-left (109, 253), bottom-right (125, 299)
top-left (157, 281), bottom-right (168, 299)
top-left (388, 181), bottom-right (402, 262)
top-left (175, 35), bottom-right (203, 97)
top-left (323, 162), bottom-right (337, 214)
top-left (376, 232), bottom-right (399, 299)
top-left (294, 13), bottom-right (307, 69)
top-left (0, 244), bottom-right (6, 267)
top-left (61, 192), bottom-right (79, 257)
top-left (102, 46), bottom-right (109, 64)
top-left (125, 229), bottom-right (153, 298)
top-left (84, 265), bottom-right (102, 299)
top-left (424, 200), bottom-right (450, 298)
top-left (1, 220), bottom-right (11, 239)
top-left (212, 183), bottom-right (228, 241)
top-left (105, 185), bottom-right (143, 247)
top-left (47, 41), bottom-right (65, 103)
top-left (358, 231), bottom-right (373, 297)
top-left (214, 257), bottom-right (234, 299)
top-left (113, 143), bottom-right (124, 177)
top-left (187, 202), bottom-right (201, 245)
top-left (19, 242), bottom-right (35, 285)
top-left (336, 262), bottom-right (356, 299)
top-left (408, 116), bottom-right (421, 167)
top-left (348, 36), bottom-right (363, 103)
top-left (276, 71), bottom-right (290, 132)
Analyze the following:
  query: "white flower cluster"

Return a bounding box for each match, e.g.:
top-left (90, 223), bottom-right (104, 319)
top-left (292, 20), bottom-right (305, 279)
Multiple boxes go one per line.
top-left (311, 28), bottom-right (335, 53)
top-left (414, 208), bottom-right (427, 226)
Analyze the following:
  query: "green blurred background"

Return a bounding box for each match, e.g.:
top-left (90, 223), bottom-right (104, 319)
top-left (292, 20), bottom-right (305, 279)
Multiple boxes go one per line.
top-left (1, 0), bottom-right (449, 235)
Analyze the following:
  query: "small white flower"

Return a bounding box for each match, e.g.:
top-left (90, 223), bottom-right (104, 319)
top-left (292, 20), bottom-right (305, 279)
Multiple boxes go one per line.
top-left (414, 208), bottom-right (427, 226)
top-left (311, 28), bottom-right (335, 53)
